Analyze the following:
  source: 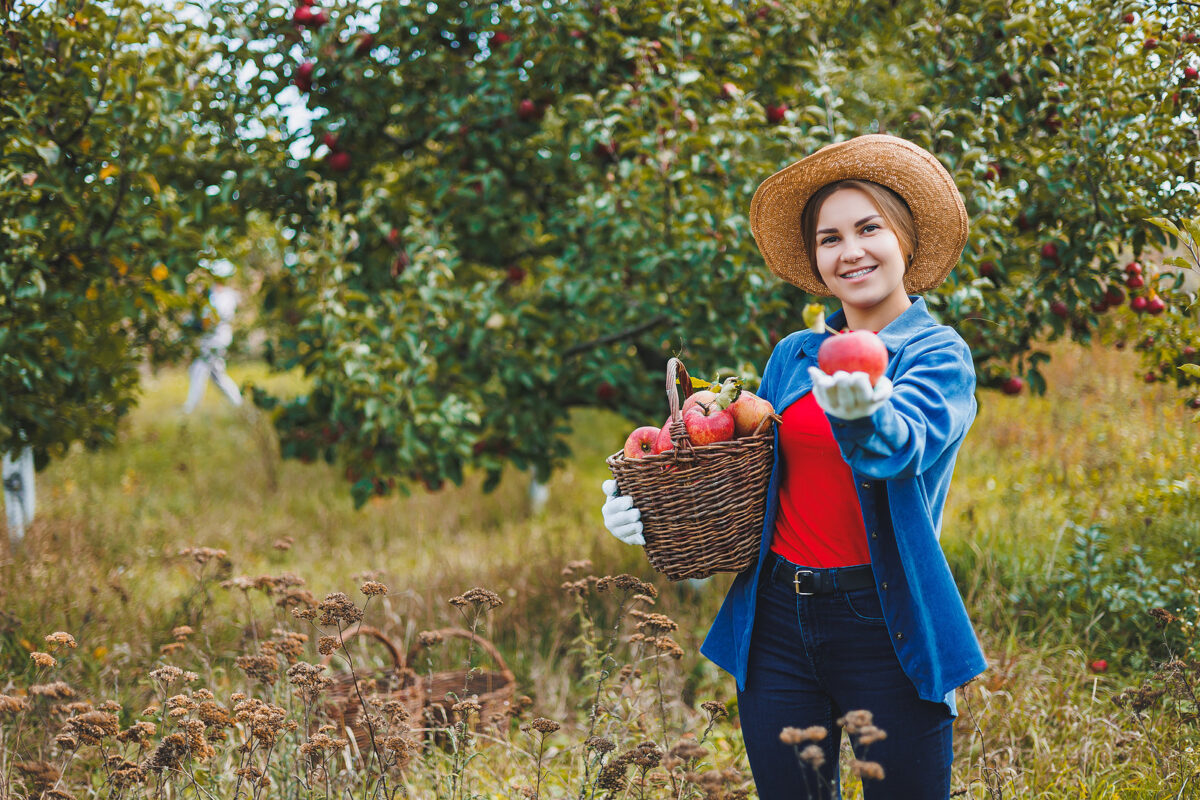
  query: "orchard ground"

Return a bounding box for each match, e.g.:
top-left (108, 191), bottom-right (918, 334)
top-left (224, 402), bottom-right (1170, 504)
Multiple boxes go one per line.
top-left (2, 339), bottom-right (1200, 797)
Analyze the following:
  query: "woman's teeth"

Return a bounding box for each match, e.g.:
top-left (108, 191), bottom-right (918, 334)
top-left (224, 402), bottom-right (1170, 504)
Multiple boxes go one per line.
top-left (843, 266), bottom-right (877, 279)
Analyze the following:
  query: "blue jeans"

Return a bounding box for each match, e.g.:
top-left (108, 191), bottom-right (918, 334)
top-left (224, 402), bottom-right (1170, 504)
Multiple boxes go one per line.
top-left (737, 553), bottom-right (954, 799)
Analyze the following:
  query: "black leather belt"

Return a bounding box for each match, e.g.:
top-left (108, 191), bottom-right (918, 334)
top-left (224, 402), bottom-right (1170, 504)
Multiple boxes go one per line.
top-left (766, 553), bottom-right (875, 596)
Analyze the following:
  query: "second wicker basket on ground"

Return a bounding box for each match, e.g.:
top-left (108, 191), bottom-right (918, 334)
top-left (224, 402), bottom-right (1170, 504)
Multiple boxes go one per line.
top-left (605, 357), bottom-right (780, 581)
top-left (406, 627), bottom-right (517, 737)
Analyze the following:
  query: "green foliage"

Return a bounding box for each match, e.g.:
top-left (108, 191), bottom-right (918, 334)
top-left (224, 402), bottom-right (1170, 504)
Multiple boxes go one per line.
top-left (0, 0), bottom-right (289, 459)
top-left (226, 0), bottom-right (1200, 500)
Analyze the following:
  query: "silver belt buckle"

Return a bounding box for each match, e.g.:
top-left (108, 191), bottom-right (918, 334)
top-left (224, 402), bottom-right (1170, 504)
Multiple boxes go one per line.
top-left (793, 569), bottom-right (815, 596)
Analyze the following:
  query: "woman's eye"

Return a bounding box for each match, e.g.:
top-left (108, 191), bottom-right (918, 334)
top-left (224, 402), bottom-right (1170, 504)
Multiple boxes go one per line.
top-left (862, 224), bottom-right (880, 233)
top-left (820, 235), bottom-right (838, 245)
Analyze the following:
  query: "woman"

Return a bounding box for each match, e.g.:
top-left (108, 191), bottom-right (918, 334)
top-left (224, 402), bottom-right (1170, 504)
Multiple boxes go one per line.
top-left (601, 134), bottom-right (987, 799)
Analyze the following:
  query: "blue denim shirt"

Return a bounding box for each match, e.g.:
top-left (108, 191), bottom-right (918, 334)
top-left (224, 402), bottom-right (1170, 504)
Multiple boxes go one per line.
top-left (700, 297), bottom-right (988, 705)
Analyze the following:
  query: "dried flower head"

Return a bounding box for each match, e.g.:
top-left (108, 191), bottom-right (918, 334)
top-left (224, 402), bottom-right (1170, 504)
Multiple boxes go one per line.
top-left (855, 725), bottom-right (887, 746)
top-left (360, 580), bottom-right (389, 597)
top-left (596, 574), bottom-right (657, 598)
top-left (561, 579), bottom-right (590, 598)
top-left (318, 636), bottom-right (342, 656)
top-left (669, 738), bottom-right (708, 762)
top-left (62, 710), bottom-right (119, 745)
top-left (1150, 607), bottom-right (1179, 628)
top-left (700, 700), bottom-right (728, 720)
top-left (586, 735), bottom-right (616, 754)
top-left (29, 681), bottom-right (75, 700)
top-left (150, 665), bottom-right (184, 686)
top-left (44, 632), bottom-right (77, 650)
top-left (851, 759), bottom-right (886, 781)
top-left (159, 642), bottom-right (185, 656)
top-left (146, 733), bottom-right (190, 772)
top-left (116, 721), bottom-right (157, 745)
top-left (31, 652), bottom-right (57, 668)
top-left (236, 654), bottom-right (279, 686)
top-left (529, 717), bottom-right (560, 734)
top-left (317, 592), bottom-right (364, 626)
top-left (800, 744), bottom-right (826, 768)
top-left (273, 536), bottom-right (294, 551)
top-left (0, 694), bottom-right (30, 714)
top-left (838, 709), bottom-right (874, 734)
top-left (561, 559), bottom-right (593, 575)
top-left (171, 625), bottom-right (194, 640)
top-left (15, 760), bottom-right (60, 791)
top-left (449, 587), bottom-right (503, 610)
top-left (417, 630), bottom-right (445, 648)
top-left (179, 546), bottom-right (229, 566)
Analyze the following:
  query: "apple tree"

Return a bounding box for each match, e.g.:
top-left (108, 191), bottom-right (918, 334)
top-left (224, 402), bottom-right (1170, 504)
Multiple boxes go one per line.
top-left (235, 0), bottom-right (1198, 505)
top-left (896, 0), bottom-right (1200, 396)
top-left (0, 0), bottom-right (293, 466)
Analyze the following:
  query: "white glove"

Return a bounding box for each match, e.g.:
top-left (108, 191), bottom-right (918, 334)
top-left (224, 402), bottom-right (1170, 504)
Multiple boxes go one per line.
top-left (808, 367), bottom-right (893, 420)
top-left (601, 479), bottom-right (644, 546)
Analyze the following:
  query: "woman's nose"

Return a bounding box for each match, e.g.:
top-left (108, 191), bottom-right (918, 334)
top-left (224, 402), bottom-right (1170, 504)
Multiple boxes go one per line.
top-left (841, 239), bottom-right (865, 261)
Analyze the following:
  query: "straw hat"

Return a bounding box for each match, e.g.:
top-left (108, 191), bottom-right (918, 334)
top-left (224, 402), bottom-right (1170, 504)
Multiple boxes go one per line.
top-left (749, 134), bottom-right (969, 296)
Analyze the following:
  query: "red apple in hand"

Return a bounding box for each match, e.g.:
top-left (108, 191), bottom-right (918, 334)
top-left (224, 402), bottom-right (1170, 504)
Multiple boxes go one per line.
top-left (683, 405), bottom-right (735, 446)
top-left (728, 390), bottom-right (775, 437)
top-left (623, 426), bottom-right (660, 459)
top-left (817, 330), bottom-right (889, 386)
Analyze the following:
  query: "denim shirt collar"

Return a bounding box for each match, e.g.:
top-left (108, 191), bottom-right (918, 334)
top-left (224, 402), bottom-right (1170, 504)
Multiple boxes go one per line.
top-left (799, 296), bottom-right (932, 359)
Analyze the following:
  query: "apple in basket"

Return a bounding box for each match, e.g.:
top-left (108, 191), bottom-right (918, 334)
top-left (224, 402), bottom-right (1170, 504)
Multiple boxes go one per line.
top-left (684, 403), bottom-right (735, 445)
top-left (817, 330), bottom-right (889, 386)
top-left (623, 426), bottom-right (661, 459)
top-left (652, 417), bottom-right (674, 454)
top-left (728, 390), bottom-right (775, 437)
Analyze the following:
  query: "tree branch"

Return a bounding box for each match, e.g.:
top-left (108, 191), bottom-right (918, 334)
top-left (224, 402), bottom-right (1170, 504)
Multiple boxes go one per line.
top-left (562, 314), bottom-right (671, 359)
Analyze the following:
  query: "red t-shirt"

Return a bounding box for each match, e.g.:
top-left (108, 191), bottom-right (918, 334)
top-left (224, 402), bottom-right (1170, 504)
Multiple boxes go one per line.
top-left (769, 392), bottom-right (872, 568)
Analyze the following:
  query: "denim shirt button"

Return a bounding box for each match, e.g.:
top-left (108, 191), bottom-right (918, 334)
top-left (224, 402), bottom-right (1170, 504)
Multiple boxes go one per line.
top-left (895, 632), bottom-right (904, 640)
top-left (881, 582), bottom-right (888, 590)
top-left (860, 481), bottom-right (871, 489)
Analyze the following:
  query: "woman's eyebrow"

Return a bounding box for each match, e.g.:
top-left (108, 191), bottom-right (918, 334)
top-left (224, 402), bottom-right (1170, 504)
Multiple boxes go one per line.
top-left (817, 214), bottom-right (881, 235)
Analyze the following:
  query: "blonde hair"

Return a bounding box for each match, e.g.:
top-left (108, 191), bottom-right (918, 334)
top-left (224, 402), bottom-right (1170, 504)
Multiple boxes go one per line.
top-left (800, 180), bottom-right (917, 287)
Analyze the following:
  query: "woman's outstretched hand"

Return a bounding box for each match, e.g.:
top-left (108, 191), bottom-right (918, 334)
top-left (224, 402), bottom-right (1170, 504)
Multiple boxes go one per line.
top-left (601, 479), bottom-right (644, 546)
top-left (808, 367), bottom-right (893, 420)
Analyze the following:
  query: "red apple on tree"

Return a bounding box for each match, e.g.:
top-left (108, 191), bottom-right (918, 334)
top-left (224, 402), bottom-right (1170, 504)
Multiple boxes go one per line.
top-left (327, 151), bottom-right (352, 172)
top-left (1130, 295), bottom-right (1149, 313)
top-left (517, 99), bottom-right (542, 121)
top-left (765, 103), bottom-right (788, 124)
top-left (1123, 12), bottom-right (1135, 23)
top-left (1126, 273), bottom-right (1144, 288)
top-left (1001, 376), bottom-right (1023, 395)
top-left (354, 33), bottom-right (375, 57)
top-left (818, 330), bottom-right (889, 386)
top-left (623, 426), bottom-right (661, 459)
top-left (294, 61), bottom-right (315, 92)
top-left (1147, 295), bottom-right (1166, 315)
top-left (1105, 285), bottom-right (1125, 306)
top-left (979, 260), bottom-right (998, 279)
top-left (1040, 242), bottom-right (1059, 261)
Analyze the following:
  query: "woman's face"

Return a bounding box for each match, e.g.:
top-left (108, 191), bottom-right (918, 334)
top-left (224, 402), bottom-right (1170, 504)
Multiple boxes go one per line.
top-left (813, 187), bottom-right (912, 330)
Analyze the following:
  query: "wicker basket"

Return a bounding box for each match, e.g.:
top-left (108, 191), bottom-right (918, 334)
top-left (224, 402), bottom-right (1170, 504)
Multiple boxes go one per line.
top-left (406, 627), bottom-right (517, 736)
top-left (321, 625), bottom-right (425, 760)
top-left (605, 357), bottom-right (779, 581)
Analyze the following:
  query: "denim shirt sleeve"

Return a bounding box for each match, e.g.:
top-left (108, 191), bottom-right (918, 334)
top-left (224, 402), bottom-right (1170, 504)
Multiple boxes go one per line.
top-left (826, 326), bottom-right (976, 480)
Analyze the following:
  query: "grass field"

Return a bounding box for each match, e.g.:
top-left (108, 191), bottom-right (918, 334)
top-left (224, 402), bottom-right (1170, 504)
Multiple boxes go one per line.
top-left (2, 340), bottom-right (1199, 799)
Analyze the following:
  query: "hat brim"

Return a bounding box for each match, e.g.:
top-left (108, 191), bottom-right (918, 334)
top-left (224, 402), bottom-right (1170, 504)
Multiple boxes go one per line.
top-left (749, 134), bottom-right (969, 297)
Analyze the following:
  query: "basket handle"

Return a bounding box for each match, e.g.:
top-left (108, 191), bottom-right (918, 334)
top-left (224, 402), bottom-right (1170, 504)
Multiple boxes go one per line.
top-left (405, 627), bottom-right (515, 682)
top-left (318, 624), bottom-right (406, 671)
top-left (752, 412), bottom-right (783, 436)
top-left (665, 357), bottom-right (693, 424)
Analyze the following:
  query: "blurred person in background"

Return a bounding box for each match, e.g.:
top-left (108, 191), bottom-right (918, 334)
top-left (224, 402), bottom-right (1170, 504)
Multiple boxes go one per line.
top-left (182, 259), bottom-right (243, 415)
